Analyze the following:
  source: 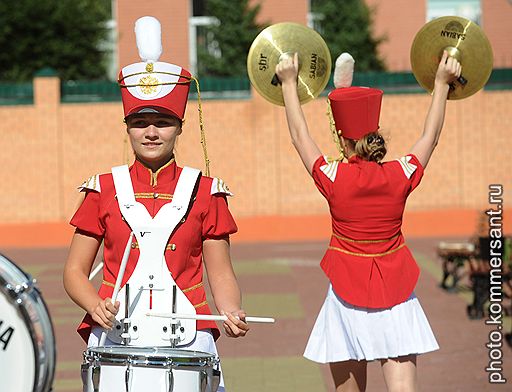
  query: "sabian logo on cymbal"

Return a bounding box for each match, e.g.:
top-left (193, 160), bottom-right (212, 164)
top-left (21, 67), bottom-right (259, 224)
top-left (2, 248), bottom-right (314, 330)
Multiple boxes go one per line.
top-left (309, 53), bottom-right (318, 79)
top-left (309, 53), bottom-right (327, 79)
top-left (440, 21), bottom-right (466, 40)
top-left (258, 53), bottom-right (268, 71)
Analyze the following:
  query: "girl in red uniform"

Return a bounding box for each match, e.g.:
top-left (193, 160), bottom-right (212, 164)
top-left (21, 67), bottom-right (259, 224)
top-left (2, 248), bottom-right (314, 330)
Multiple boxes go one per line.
top-left (63, 16), bottom-right (247, 392)
top-left (275, 51), bottom-right (461, 391)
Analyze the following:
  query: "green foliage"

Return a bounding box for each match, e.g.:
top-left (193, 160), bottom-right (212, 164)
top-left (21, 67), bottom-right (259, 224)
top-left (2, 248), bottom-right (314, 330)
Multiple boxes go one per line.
top-left (197, 0), bottom-right (265, 77)
top-left (0, 0), bottom-right (111, 81)
top-left (311, 0), bottom-right (385, 71)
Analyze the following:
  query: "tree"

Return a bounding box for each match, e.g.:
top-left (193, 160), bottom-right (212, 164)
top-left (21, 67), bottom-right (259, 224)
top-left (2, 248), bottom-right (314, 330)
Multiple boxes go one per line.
top-left (197, 0), bottom-right (265, 77)
top-left (0, 0), bottom-right (111, 81)
top-left (311, 0), bottom-right (385, 71)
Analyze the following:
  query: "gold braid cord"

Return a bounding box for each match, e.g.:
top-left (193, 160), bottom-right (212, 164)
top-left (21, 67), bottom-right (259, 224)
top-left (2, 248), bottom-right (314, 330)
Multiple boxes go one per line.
top-left (192, 77), bottom-right (210, 177)
top-left (326, 97), bottom-right (345, 163)
top-left (119, 70), bottom-right (210, 176)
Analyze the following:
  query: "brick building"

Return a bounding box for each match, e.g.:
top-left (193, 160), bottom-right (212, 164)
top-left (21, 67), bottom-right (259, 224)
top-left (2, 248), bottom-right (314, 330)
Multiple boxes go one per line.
top-left (115, 0), bottom-right (512, 72)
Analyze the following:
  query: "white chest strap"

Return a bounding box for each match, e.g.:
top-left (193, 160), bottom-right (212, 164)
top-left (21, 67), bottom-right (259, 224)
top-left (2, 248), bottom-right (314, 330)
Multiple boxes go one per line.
top-left (108, 164), bottom-right (202, 347)
top-left (112, 164), bottom-right (200, 212)
top-left (111, 164), bottom-right (201, 279)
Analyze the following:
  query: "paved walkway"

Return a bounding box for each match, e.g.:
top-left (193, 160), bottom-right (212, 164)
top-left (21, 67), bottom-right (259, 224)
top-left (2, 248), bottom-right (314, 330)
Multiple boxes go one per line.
top-left (2, 236), bottom-right (511, 391)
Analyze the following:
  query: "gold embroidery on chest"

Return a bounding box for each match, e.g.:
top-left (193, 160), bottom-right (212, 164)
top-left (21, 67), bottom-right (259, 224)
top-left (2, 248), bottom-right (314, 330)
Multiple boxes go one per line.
top-left (134, 192), bottom-right (173, 200)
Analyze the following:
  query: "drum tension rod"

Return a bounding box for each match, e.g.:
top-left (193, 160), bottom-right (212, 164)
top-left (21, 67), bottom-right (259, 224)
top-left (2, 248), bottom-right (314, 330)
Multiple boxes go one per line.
top-left (170, 284), bottom-right (178, 348)
top-left (122, 283), bottom-right (131, 345)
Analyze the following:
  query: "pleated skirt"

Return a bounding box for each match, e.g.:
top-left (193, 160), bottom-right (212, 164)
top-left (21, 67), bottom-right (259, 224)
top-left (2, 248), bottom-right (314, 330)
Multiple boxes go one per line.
top-left (304, 285), bottom-right (439, 363)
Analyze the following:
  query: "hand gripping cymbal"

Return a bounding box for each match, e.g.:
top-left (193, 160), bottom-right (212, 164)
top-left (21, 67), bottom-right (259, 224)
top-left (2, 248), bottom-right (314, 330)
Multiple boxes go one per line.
top-left (410, 16), bottom-right (493, 100)
top-left (247, 22), bottom-right (332, 105)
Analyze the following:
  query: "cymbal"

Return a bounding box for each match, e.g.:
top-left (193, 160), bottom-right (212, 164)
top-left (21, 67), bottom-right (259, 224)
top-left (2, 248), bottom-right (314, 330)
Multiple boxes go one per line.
top-left (410, 16), bottom-right (493, 99)
top-left (247, 22), bottom-right (331, 105)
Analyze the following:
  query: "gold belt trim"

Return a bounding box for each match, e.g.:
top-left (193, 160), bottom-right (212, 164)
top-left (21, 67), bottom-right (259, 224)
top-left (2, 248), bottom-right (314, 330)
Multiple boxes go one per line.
top-left (130, 242), bottom-right (176, 250)
top-left (332, 233), bottom-right (400, 244)
top-left (194, 300), bottom-right (208, 309)
top-left (328, 243), bottom-right (406, 257)
top-left (182, 282), bottom-right (204, 293)
top-left (102, 280), bottom-right (115, 288)
top-left (102, 280), bottom-right (203, 293)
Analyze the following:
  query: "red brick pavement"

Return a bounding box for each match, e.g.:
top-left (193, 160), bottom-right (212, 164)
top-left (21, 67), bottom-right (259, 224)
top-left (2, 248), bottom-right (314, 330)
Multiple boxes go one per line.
top-left (1, 237), bottom-right (511, 391)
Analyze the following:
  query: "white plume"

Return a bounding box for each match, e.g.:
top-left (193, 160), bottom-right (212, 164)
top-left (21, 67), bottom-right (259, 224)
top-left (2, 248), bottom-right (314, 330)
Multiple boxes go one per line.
top-left (135, 16), bottom-right (162, 63)
top-left (333, 53), bottom-right (355, 88)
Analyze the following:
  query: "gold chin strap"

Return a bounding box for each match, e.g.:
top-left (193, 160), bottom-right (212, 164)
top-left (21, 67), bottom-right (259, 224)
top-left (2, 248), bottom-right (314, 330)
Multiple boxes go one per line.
top-left (326, 98), bottom-right (345, 163)
top-left (119, 70), bottom-right (210, 176)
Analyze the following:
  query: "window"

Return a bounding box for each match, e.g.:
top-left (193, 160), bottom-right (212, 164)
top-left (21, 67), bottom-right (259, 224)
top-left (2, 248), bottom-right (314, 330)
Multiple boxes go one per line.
top-left (189, 0), bottom-right (219, 76)
top-left (308, 0), bottom-right (324, 32)
top-left (427, 0), bottom-right (481, 24)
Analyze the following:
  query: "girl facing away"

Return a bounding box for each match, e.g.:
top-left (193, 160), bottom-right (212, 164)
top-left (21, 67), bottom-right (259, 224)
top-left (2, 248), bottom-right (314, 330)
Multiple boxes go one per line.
top-left (275, 51), bottom-right (461, 391)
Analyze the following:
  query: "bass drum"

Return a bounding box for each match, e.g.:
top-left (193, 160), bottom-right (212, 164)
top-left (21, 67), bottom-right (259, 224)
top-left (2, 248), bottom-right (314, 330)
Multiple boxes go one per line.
top-left (0, 253), bottom-right (56, 392)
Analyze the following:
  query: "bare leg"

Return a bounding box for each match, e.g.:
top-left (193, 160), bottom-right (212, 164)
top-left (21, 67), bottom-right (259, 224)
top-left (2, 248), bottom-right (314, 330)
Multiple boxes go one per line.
top-left (329, 360), bottom-right (367, 392)
top-left (380, 355), bottom-right (418, 392)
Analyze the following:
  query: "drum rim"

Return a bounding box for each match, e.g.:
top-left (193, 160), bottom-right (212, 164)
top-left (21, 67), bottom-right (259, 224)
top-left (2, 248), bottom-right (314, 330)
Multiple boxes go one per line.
top-left (85, 346), bottom-right (218, 367)
top-left (87, 345), bottom-right (216, 357)
top-left (0, 253), bottom-right (56, 392)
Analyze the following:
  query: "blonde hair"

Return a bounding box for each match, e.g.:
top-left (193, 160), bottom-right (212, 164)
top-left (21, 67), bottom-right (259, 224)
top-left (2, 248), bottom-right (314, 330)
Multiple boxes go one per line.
top-left (351, 132), bottom-right (387, 163)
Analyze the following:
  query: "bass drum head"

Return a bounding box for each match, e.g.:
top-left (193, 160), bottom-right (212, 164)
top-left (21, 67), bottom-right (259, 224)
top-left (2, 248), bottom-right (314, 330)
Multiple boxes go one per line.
top-left (0, 253), bottom-right (56, 392)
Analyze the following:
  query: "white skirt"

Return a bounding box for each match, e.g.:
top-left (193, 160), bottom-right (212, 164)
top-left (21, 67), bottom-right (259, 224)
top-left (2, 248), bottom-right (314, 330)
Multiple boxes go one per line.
top-left (304, 285), bottom-right (439, 363)
top-left (89, 327), bottom-right (225, 391)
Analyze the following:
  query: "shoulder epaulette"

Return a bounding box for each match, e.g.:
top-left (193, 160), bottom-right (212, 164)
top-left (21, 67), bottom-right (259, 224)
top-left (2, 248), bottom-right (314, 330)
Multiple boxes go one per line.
top-left (395, 156), bottom-right (417, 179)
top-left (210, 177), bottom-right (233, 196)
top-left (319, 156), bottom-right (339, 182)
top-left (78, 174), bottom-right (101, 192)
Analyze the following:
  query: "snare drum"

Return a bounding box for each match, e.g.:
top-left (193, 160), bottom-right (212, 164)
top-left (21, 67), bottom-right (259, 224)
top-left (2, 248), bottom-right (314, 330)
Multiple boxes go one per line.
top-left (82, 346), bottom-right (220, 392)
top-left (0, 253), bottom-right (56, 392)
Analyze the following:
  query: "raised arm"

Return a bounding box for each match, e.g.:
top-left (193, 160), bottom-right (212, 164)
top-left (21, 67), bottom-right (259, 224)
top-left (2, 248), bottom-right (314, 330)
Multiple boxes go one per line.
top-left (276, 53), bottom-right (322, 175)
top-left (410, 51), bottom-right (461, 168)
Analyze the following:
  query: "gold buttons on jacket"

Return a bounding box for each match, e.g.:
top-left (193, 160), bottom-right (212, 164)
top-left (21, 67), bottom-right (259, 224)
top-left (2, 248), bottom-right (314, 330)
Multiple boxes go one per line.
top-left (131, 242), bottom-right (137, 249)
top-left (170, 244), bottom-right (176, 251)
top-left (153, 193), bottom-right (159, 199)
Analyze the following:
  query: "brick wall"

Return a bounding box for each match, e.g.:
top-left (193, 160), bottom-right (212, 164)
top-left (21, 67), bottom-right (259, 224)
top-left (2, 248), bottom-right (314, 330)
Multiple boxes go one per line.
top-left (0, 76), bottom-right (509, 224)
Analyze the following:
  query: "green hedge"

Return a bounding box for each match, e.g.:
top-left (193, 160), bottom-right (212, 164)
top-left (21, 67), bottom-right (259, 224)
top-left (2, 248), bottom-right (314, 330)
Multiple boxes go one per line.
top-left (0, 82), bottom-right (33, 105)
top-left (1, 68), bottom-right (511, 105)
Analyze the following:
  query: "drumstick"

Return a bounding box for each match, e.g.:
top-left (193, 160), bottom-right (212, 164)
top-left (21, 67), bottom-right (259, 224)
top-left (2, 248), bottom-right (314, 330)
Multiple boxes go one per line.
top-left (99, 232), bottom-right (134, 345)
top-left (88, 261), bottom-right (104, 280)
top-left (146, 312), bottom-right (275, 324)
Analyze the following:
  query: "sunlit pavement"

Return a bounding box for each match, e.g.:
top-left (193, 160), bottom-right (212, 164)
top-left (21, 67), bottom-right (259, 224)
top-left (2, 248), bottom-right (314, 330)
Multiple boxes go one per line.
top-left (3, 237), bottom-right (511, 391)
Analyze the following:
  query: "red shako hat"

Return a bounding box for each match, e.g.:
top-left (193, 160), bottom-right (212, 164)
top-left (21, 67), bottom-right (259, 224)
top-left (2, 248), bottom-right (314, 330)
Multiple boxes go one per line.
top-left (328, 87), bottom-right (383, 140)
top-left (328, 53), bottom-right (383, 140)
top-left (118, 16), bottom-right (191, 120)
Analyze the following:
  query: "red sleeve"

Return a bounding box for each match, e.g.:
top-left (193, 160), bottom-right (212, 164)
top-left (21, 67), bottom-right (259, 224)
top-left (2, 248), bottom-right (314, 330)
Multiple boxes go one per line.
top-left (406, 154), bottom-right (424, 193)
top-left (69, 190), bottom-right (105, 237)
top-left (202, 194), bottom-right (238, 240)
top-left (311, 155), bottom-right (333, 199)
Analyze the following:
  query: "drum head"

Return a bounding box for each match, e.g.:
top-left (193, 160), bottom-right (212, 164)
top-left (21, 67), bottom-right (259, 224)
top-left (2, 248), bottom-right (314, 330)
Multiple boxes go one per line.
top-left (0, 254), bottom-right (56, 392)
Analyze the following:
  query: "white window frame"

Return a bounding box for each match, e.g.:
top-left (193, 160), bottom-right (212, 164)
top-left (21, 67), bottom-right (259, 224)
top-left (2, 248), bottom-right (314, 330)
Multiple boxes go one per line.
top-left (189, 16), bottom-right (219, 76)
